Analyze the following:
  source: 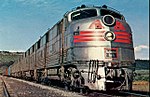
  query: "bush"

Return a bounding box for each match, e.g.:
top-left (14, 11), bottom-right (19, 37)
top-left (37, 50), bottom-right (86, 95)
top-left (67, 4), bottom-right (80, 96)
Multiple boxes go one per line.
top-left (134, 70), bottom-right (149, 81)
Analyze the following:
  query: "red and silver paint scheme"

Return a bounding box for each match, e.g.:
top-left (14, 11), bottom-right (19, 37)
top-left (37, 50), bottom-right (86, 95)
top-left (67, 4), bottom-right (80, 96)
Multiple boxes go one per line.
top-left (64, 5), bottom-right (135, 90)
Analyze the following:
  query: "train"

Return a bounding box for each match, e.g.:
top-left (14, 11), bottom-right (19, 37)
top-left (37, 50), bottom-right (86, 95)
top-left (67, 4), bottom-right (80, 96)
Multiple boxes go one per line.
top-left (9, 5), bottom-right (135, 91)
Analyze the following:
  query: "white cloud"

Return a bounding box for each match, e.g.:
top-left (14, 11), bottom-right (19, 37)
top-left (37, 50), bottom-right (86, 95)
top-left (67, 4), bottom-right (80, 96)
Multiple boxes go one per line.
top-left (0, 49), bottom-right (25, 52)
top-left (8, 50), bottom-right (25, 52)
top-left (134, 45), bottom-right (149, 52)
top-left (134, 45), bottom-right (149, 60)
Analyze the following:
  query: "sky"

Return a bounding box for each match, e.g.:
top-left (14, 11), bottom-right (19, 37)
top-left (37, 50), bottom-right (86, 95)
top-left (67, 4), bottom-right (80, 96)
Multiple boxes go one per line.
top-left (0, 0), bottom-right (149, 60)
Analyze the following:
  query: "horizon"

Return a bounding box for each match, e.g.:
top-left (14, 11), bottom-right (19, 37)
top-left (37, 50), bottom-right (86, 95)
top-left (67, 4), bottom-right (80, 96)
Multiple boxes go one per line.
top-left (0, 51), bottom-right (149, 61)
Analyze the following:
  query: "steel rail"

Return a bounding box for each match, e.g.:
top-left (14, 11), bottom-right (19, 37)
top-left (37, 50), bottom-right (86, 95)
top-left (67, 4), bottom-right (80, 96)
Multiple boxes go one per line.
top-left (1, 77), bottom-right (10, 97)
top-left (119, 91), bottom-right (149, 97)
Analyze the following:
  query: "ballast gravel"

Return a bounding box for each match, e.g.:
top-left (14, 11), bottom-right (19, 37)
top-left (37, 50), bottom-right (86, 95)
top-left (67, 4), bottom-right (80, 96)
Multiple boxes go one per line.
top-left (3, 77), bottom-right (85, 97)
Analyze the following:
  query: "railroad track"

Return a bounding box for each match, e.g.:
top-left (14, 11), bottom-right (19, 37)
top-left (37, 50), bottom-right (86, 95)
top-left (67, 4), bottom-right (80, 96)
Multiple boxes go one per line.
top-left (41, 80), bottom-right (149, 97)
top-left (83, 90), bottom-right (149, 97)
top-left (1, 76), bottom-right (149, 97)
top-left (119, 90), bottom-right (149, 97)
top-left (0, 77), bottom-right (10, 97)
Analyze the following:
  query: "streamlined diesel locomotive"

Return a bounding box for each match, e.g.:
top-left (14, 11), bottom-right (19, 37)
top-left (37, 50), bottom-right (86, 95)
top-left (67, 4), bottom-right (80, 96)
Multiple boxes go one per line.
top-left (10, 5), bottom-right (135, 91)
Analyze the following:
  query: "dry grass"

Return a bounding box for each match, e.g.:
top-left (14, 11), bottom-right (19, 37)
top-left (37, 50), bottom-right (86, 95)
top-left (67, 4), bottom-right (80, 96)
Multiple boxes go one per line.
top-left (132, 81), bottom-right (149, 92)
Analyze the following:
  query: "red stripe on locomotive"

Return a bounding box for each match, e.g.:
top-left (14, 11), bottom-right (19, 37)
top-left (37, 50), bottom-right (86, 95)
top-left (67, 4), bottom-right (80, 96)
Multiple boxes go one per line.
top-left (74, 31), bottom-right (105, 43)
top-left (114, 32), bottom-right (132, 44)
top-left (74, 38), bottom-right (105, 43)
top-left (114, 39), bottom-right (131, 44)
top-left (114, 20), bottom-right (126, 31)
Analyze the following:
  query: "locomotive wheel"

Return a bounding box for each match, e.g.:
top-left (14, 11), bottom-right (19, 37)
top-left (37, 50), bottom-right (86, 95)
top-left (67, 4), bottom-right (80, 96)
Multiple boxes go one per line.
top-left (69, 86), bottom-right (74, 91)
top-left (78, 86), bottom-right (90, 94)
top-left (64, 84), bottom-right (70, 91)
top-left (79, 88), bottom-right (84, 94)
top-left (47, 80), bottom-right (51, 86)
top-left (41, 81), bottom-right (45, 85)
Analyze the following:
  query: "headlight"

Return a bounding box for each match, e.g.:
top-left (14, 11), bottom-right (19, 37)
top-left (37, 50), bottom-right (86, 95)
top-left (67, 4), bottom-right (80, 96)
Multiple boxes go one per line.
top-left (104, 31), bottom-right (116, 41)
top-left (102, 15), bottom-right (115, 26)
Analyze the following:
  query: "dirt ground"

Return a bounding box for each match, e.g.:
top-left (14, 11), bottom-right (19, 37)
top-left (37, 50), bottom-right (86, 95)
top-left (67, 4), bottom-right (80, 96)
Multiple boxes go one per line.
top-left (132, 81), bottom-right (149, 92)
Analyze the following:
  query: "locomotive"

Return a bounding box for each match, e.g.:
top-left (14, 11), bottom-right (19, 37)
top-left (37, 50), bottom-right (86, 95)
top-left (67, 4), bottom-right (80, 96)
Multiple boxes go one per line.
top-left (10, 5), bottom-right (135, 91)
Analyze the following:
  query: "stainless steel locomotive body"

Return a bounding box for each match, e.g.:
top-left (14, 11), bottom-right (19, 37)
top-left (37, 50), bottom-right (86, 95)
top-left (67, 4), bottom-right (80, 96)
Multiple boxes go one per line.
top-left (66, 6), bottom-right (134, 63)
top-left (10, 5), bottom-right (135, 91)
top-left (64, 5), bottom-right (135, 90)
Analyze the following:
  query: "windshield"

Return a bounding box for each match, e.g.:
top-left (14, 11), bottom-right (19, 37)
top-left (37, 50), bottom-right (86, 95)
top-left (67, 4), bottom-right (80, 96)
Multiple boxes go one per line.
top-left (71, 9), bottom-right (97, 21)
top-left (100, 9), bottom-right (124, 20)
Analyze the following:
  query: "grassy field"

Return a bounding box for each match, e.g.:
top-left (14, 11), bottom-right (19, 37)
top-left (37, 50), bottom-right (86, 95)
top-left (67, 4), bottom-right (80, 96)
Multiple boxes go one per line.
top-left (133, 69), bottom-right (149, 92)
top-left (134, 70), bottom-right (149, 81)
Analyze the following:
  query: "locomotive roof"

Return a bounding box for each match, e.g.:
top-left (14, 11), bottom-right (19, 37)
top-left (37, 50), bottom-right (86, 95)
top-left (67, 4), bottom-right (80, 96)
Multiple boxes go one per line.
top-left (64, 5), bottom-right (121, 17)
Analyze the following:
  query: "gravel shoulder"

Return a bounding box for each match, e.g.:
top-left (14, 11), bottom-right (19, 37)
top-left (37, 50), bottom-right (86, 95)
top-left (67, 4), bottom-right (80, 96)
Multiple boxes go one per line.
top-left (3, 76), bottom-right (85, 97)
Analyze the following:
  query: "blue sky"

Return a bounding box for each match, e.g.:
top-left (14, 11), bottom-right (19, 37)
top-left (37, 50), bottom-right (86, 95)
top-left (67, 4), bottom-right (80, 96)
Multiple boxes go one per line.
top-left (0, 0), bottom-right (149, 60)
